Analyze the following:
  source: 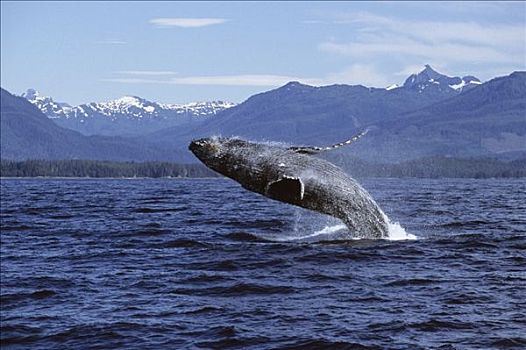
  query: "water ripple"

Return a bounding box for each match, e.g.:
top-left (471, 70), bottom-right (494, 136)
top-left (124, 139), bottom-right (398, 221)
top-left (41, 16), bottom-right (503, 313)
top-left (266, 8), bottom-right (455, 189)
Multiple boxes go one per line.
top-left (1, 178), bottom-right (525, 349)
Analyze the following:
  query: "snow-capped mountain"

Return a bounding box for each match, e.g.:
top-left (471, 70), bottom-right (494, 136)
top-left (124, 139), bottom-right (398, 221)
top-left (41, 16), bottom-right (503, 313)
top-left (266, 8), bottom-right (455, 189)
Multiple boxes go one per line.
top-left (150, 70), bottom-right (522, 163)
top-left (402, 65), bottom-right (481, 93)
top-left (21, 89), bottom-right (73, 118)
top-left (65, 95), bottom-right (236, 121)
top-left (6, 68), bottom-right (522, 163)
top-left (21, 65), bottom-right (480, 137)
top-left (22, 90), bottom-right (236, 136)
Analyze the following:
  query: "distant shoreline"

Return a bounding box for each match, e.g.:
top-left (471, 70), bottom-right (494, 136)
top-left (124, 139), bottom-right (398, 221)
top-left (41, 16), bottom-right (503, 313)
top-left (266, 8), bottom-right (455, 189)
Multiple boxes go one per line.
top-left (1, 176), bottom-right (525, 180)
top-left (0, 176), bottom-right (223, 180)
top-left (1, 158), bottom-right (525, 179)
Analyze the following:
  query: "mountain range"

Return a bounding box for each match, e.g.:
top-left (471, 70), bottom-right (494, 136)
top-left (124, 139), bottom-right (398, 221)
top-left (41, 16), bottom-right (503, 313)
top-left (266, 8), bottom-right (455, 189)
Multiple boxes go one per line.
top-left (0, 89), bottom-right (176, 161)
top-left (22, 89), bottom-right (235, 136)
top-left (402, 64), bottom-right (481, 92)
top-left (149, 66), bottom-right (525, 162)
top-left (350, 71), bottom-right (526, 162)
top-left (2, 65), bottom-right (525, 163)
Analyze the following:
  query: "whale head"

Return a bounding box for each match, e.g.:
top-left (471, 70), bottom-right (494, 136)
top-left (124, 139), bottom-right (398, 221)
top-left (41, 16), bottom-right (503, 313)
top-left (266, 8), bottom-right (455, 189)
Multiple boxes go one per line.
top-left (189, 137), bottom-right (259, 181)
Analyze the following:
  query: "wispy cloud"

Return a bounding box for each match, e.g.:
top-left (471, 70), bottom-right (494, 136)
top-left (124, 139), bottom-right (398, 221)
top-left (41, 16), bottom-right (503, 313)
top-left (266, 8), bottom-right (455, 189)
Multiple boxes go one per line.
top-left (116, 70), bottom-right (178, 76)
top-left (96, 39), bottom-right (127, 45)
top-left (172, 74), bottom-right (304, 86)
top-left (319, 39), bottom-right (517, 64)
top-left (102, 78), bottom-right (167, 84)
top-left (317, 64), bottom-right (391, 87)
top-left (317, 12), bottom-right (525, 67)
top-left (395, 64), bottom-right (434, 77)
top-left (103, 64), bottom-right (391, 88)
top-left (149, 18), bottom-right (228, 28)
top-left (103, 74), bottom-right (301, 86)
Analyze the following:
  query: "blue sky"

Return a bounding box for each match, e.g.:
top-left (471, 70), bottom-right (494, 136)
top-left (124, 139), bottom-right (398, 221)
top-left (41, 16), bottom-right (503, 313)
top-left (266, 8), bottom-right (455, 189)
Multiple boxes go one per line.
top-left (1, 1), bottom-right (525, 105)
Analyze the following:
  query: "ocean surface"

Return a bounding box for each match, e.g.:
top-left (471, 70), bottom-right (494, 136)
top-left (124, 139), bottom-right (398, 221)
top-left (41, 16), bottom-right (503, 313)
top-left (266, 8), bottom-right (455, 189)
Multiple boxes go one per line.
top-left (1, 178), bottom-right (525, 349)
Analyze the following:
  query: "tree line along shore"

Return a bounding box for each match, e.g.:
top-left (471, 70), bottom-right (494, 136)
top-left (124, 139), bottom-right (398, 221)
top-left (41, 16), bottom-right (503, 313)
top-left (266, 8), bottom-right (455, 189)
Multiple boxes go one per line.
top-left (1, 158), bottom-right (525, 179)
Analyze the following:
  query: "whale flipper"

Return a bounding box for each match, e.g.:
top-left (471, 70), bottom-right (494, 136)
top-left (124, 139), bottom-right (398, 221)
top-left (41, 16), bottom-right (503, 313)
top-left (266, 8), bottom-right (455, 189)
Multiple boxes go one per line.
top-left (266, 176), bottom-right (304, 203)
top-left (289, 129), bottom-right (368, 155)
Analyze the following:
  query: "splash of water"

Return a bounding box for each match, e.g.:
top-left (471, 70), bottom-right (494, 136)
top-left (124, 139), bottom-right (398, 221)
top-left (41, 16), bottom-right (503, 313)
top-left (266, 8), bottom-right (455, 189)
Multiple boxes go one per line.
top-left (285, 209), bottom-right (416, 242)
top-left (381, 212), bottom-right (417, 241)
top-left (314, 224), bottom-right (348, 235)
top-left (270, 210), bottom-right (416, 242)
top-left (309, 220), bottom-right (416, 241)
top-left (385, 220), bottom-right (417, 241)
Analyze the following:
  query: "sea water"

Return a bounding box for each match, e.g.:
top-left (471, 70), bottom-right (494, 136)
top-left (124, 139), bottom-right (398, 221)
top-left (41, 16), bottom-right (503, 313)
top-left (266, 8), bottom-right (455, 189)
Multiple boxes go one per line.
top-left (1, 178), bottom-right (525, 349)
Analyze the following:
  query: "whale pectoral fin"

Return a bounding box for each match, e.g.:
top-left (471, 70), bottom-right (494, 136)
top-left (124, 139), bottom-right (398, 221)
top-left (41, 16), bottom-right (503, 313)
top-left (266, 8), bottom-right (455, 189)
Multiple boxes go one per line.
top-left (288, 129), bottom-right (369, 155)
top-left (266, 176), bottom-right (304, 203)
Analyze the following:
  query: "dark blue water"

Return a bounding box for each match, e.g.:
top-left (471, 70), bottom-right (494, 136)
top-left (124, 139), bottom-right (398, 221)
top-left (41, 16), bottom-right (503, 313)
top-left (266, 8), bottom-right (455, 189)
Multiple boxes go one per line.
top-left (1, 178), bottom-right (525, 349)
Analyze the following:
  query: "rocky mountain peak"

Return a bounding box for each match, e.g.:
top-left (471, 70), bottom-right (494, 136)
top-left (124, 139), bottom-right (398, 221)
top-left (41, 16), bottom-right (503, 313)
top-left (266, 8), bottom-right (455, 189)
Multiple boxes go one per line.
top-left (403, 65), bottom-right (481, 92)
top-left (21, 88), bottom-right (41, 101)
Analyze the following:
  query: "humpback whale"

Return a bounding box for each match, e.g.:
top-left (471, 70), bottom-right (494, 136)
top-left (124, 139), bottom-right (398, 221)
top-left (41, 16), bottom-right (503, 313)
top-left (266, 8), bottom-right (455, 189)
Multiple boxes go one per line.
top-left (189, 131), bottom-right (389, 239)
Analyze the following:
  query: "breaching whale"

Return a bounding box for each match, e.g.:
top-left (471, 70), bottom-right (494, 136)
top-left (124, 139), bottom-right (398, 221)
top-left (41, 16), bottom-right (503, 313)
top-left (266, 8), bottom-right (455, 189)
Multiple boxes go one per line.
top-left (189, 131), bottom-right (389, 239)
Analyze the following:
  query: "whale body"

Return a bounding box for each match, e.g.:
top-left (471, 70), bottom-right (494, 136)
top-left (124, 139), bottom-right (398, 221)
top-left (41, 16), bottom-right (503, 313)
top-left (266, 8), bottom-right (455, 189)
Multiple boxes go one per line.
top-left (189, 134), bottom-right (389, 239)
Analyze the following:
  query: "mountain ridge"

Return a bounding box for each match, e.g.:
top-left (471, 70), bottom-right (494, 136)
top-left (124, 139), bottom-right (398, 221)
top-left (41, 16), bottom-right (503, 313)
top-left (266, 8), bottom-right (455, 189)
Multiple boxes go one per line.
top-left (403, 64), bottom-right (481, 92)
top-left (150, 65), bottom-right (487, 146)
top-left (144, 68), bottom-right (525, 163)
top-left (0, 88), bottom-right (179, 161)
top-left (3, 66), bottom-right (524, 163)
top-left (22, 89), bottom-right (236, 136)
top-left (345, 71), bottom-right (526, 162)
top-left (21, 64), bottom-right (479, 138)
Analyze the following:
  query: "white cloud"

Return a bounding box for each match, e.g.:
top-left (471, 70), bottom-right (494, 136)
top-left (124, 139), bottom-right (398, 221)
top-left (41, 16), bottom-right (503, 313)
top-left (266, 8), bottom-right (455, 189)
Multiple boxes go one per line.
top-left (394, 64), bottom-right (430, 77)
top-left (171, 74), bottom-right (302, 86)
top-left (320, 64), bottom-right (391, 87)
top-left (332, 12), bottom-right (524, 47)
top-left (103, 64), bottom-right (391, 88)
top-left (103, 74), bottom-right (301, 86)
top-left (116, 70), bottom-right (178, 76)
top-left (101, 78), bottom-right (168, 84)
top-left (302, 19), bottom-right (328, 24)
top-left (319, 38), bottom-right (519, 64)
top-left (149, 18), bottom-right (228, 28)
top-left (318, 12), bottom-right (526, 67)
top-left (96, 39), bottom-right (127, 45)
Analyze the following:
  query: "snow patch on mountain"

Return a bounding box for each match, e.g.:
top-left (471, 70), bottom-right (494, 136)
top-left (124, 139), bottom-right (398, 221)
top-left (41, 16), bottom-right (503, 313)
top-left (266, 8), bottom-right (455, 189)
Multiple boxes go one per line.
top-left (21, 89), bottom-right (72, 118)
top-left (449, 76), bottom-right (482, 91)
top-left (22, 90), bottom-right (236, 121)
top-left (403, 65), bottom-right (482, 93)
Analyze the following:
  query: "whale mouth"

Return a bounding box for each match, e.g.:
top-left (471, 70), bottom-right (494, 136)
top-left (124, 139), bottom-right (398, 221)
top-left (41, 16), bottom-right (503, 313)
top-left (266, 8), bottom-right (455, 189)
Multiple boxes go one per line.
top-left (189, 139), bottom-right (207, 152)
top-left (189, 138), bottom-right (217, 160)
